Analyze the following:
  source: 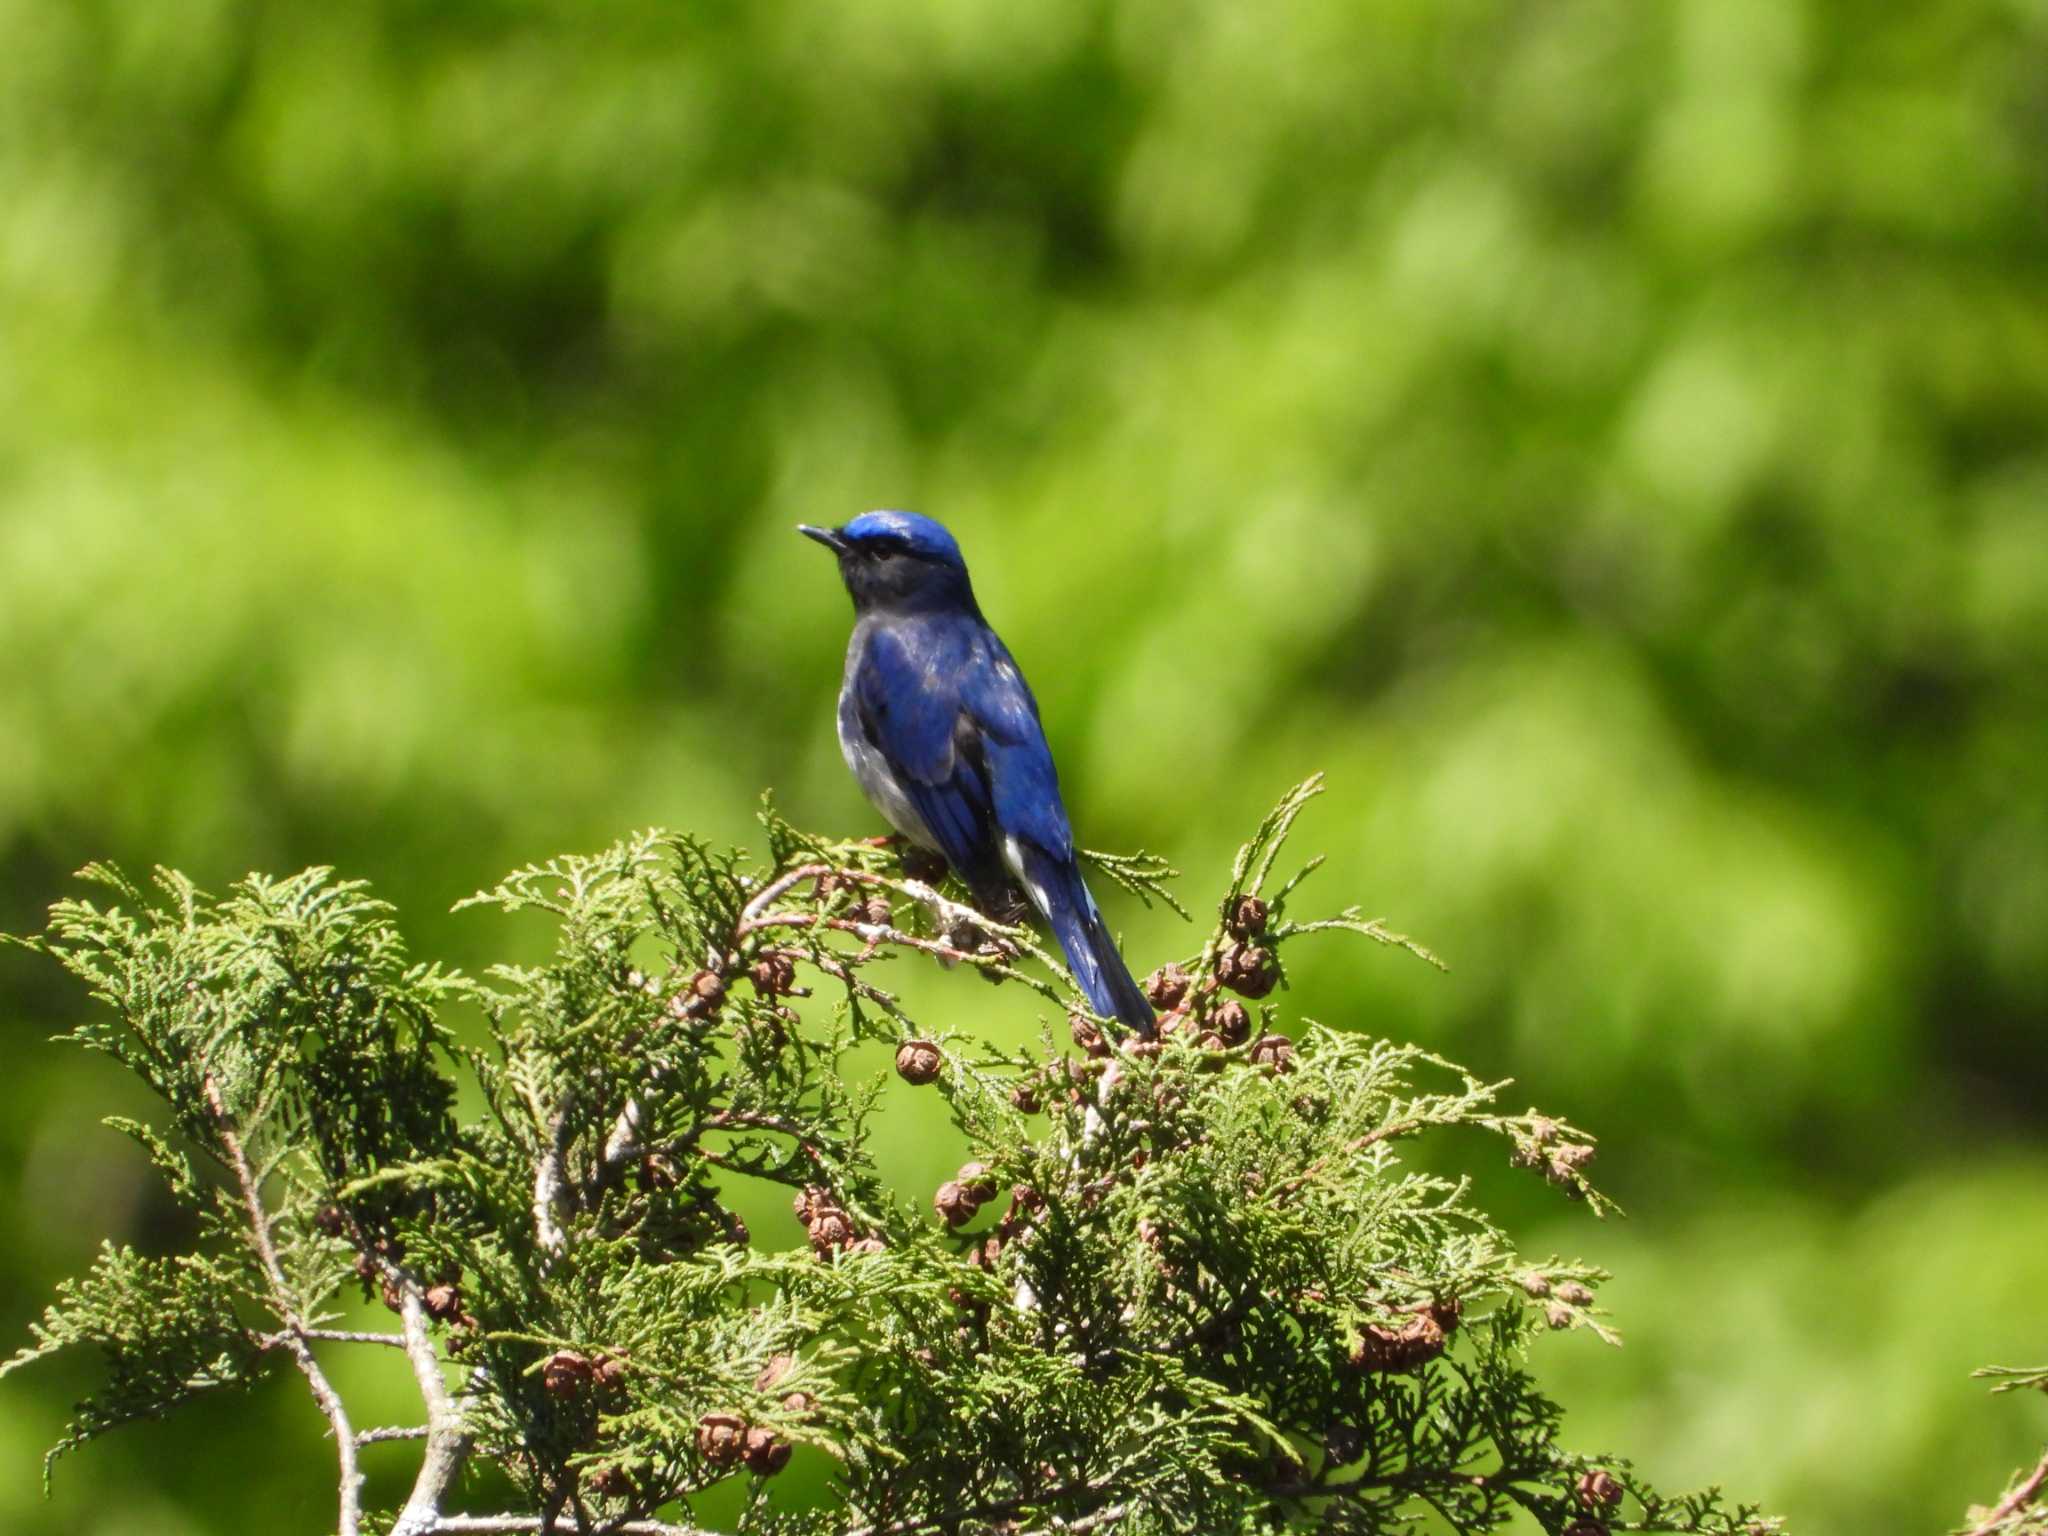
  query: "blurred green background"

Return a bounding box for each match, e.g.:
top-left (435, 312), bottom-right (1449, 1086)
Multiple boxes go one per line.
top-left (3, 0), bottom-right (2046, 1530)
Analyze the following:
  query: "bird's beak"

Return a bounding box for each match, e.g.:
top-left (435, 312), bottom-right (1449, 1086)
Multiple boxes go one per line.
top-left (797, 524), bottom-right (849, 555)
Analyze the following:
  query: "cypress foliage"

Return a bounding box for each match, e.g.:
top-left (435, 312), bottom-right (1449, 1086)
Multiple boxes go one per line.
top-left (4, 781), bottom-right (1779, 1536)
top-left (1958, 1368), bottom-right (2048, 1536)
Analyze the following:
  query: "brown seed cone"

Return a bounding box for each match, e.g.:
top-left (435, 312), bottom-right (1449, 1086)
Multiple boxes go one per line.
top-left (933, 1180), bottom-right (981, 1227)
top-left (1555, 1281), bottom-right (1595, 1307)
top-left (749, 951), bottom-right (797, 996)
top-left (1224, 894), bottom-right (1270, 938)
top-left (593, 1354), bottom-right (629, 1392)
top-left (1545, 1301), bottom-right (1575, 1330)
top-left (1008, 1081), bottom-right (1042, 1114)
top-left (587, 1463), bottom-right (632, 1499)
top-left (1069, 1013), bottom-right (1109, 1057)
top-left (1144, 964), bottom-right (1191, 1010)
top-left (1403, 1312), bottom-right (1447, 1359)
top-left (670, 968), bottom-right (726, 1020)
top-left (423, 1283), bottom-right (462, 1322)
top-left (859, 895), bottom-right (894, 928)
top-left (313, 1204), bottom-right (347, 1237)
top-left (1347, 1311), bottom-right (1445, 1372)
top-left (755, 1355), bottom-right (794, 1392)
top-left (956, 1161), bottom-right (998, 1202)
top-left (806, 1209), bottom-right (853, 1252)
top-left (1248, 1033), bottom-right (1295, 1072)
top-left (744, 1425), bottom-right (791, 1475)
top-left (1210, 999), bottom-right (1252, 1047)
top-left (1217, 942), bottom-right (1280, 999)
top-left (1576, 1469), bottom-right (1624, 1509)
top-left (894, 1039), bottom-right (943, 1084)
top-left (542, 1350), bottom-right (594, 1398)
top-left (696, 1412), bottom-right (747, 1467)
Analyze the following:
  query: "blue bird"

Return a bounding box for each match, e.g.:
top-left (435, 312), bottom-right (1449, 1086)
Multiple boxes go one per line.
top-left (800, 511), bottom-right (1156, 1037)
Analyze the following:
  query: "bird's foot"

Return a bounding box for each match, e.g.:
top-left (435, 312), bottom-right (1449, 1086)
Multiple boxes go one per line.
top-left (898, 845), bottom-right (950, 887)
top-left (944, 920), bottom-right (1018, 983)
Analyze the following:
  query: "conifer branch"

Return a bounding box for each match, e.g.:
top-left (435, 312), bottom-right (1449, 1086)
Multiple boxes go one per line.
top-left (840, 1478), bottom-right (1124, 1536)
top-left (3, 786), bottom-right (1794, 1535)
top-left (302, 1330), bottom-right (411, 1349)
top-left (1966, 1451), bottom-right (2048, 1536)
top-left (533, 1106), bottom-right (574, 1258)
top-left (389, 1278), bottom-right (474, 1536)
top-left (1960, 1365), bottom-right (2048, 1536)
top-left (204, 1074), bottom-right (363, 1536)
top-left (429, 1520), bottom-right (701, 1535)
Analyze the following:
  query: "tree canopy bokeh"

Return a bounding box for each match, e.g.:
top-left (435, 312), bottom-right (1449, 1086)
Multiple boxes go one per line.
top-left (1, 0), bottom-right (2044, 1531)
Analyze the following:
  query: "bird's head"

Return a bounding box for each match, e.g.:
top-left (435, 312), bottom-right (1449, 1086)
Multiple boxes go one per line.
top-left (798, 511), bottom-right (978, 615)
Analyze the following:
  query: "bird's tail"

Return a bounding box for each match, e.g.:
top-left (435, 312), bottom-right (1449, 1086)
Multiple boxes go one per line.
top-left (1017, 845), bottom-right (1156, 1039)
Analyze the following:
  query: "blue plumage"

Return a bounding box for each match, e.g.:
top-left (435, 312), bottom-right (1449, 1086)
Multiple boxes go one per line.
top-left (800, 511), bottom-right (1156, 1036)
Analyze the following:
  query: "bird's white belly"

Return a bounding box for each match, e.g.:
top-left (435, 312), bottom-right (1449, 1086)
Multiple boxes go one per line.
top-left (838, 711), bottom-right (939, 850)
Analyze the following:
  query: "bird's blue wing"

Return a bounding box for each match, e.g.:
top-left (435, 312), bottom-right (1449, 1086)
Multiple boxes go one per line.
top-left (964, 637), bottom-right (1074, 864)
top-left (966, 639), bottom-right (1155, 1030)
top-left (850, 621), bottom-right (1000, 883)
